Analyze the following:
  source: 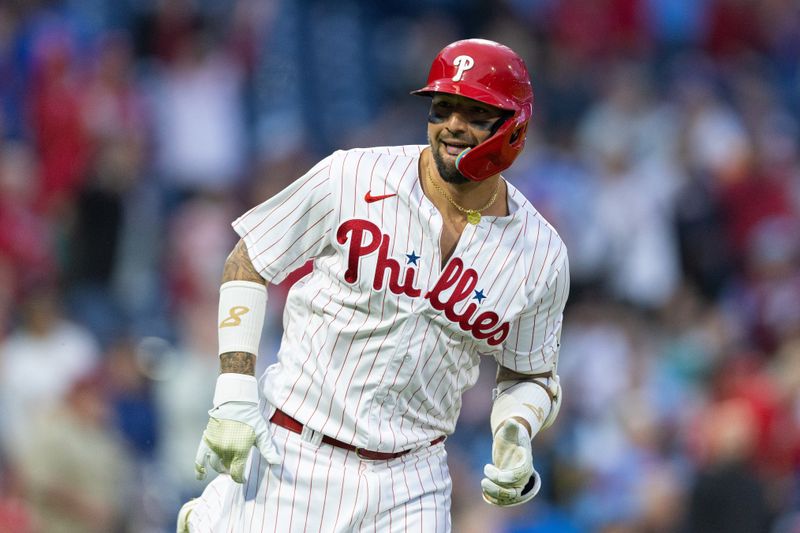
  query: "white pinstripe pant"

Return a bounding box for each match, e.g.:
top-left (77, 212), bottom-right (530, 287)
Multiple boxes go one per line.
top-left (188, 423), bottom-right (452, 532)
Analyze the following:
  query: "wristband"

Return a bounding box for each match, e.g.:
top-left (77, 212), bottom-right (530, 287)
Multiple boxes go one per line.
top-left (213, 373), bottom-right (259, 407)
top-left (218, 280), bottom-right (267, 356)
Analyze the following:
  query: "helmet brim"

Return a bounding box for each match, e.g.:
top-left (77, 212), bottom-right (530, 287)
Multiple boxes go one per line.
top-left (411, 80), bottom-right (518, 113)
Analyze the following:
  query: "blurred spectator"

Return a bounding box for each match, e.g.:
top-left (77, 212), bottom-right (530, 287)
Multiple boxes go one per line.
top-left (154, 300), bottom-right (218, 506)
top-left (151, 19), bottom-right (246, 200)
top-left (105, 336), bottom-right (167, 530)
top-left (106, 337), bottom-right (160, 460)
top-left (726, 217), bottom-right (800, 353)
top-left (62, 138), bottom-right (140, 344)
top-left (657, 284), bottom-right (735, 393)
top-left (582, 131), bottom-right (681, 309)
top-left (672, 54), bottom-right (750, 184)
top-left (0, 284), bottom-right (99, 460)
top-left (673, 168), bottom-right (736, 299)
top-left (81, 32), bottom-right (146, 148)
top-left (0, 141), bottom-right (56, 292)
top-left (686, 398), bottom-right (772, 533)
top-left (15, 370), bottom-right (134, 533)
top-left (577, 60), bottom-right (682, 199)
top-left (716, 165), bottom-right (795, 272)
top-left (573, 60), bottom-right (684, 307)
top-left (28, 23), bottom-right (91, 215)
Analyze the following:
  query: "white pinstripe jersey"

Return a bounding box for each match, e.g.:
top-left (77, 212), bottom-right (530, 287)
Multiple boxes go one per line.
top-left (234, 145), bottom-right (569, 453)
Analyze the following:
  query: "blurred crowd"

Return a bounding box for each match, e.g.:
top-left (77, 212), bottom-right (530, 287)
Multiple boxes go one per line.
top-left (0, 0), bottom-right (798, 532)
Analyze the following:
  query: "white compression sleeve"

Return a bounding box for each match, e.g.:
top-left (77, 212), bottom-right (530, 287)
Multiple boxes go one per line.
top-left (490, 377), bottom-right (561, 439)
top-left (217, 280), bottom-right (267, 356)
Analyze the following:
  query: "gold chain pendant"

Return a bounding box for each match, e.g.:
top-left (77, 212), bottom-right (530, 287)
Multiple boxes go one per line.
top-left (425, 158), bottom-right (500, 226)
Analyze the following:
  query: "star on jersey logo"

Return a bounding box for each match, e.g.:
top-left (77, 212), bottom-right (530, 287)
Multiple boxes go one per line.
top-left (473, 289), bottom-right (486, 303)
top-left (406, 251), bottom-right (420, 265)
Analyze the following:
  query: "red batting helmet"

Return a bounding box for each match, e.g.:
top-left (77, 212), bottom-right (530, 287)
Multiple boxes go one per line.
top-left (412, 39), bottom-right (534, 181)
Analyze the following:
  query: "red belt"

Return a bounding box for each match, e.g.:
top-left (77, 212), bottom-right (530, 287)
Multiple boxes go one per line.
top-left (270, 409), bottom-right (445, 461)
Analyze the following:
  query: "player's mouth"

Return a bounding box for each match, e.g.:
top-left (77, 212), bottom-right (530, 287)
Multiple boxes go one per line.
top-left (441, 141), bottom-right (473, 157)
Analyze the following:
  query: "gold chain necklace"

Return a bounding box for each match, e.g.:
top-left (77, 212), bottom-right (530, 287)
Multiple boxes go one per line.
top-left (426, 159), bottom-right (502, 224)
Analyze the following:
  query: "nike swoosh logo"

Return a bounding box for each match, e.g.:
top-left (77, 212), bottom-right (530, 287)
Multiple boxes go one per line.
top-left (364, 191), bottom-right (397, 203)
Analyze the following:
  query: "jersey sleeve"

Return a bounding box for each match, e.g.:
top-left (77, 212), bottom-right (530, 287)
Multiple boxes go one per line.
top-left (496, 249), bottom-right (570, 374)
top-left (232, 155), bottom-right (337, 284)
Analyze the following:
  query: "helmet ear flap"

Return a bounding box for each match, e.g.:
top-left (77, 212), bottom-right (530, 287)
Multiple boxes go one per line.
top-left (456, 115), bottom-right (530, 180)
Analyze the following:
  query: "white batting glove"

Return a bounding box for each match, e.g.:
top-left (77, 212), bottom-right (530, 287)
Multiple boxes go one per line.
top-left (194, 374), bottom-right (281, 483)
top-left (481, 419), bottom-right (541, 507)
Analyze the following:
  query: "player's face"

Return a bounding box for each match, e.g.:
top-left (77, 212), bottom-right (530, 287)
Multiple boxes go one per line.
top-left (427, 94), bottom-right (506, 184)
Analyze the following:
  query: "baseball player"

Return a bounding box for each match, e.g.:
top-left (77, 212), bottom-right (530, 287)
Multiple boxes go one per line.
top-left (178, 38), bottom-right (569, 533)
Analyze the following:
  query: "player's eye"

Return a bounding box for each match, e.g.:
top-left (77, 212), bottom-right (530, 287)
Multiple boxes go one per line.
top-left (469, 110), bottom-right (503, 129)
top-left (470, 118), bottom-right (499, 131)
top-left (429, 102), bottom-right (453, 123)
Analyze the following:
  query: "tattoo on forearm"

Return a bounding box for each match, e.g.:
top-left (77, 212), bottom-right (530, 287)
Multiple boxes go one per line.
top-left (222, 240), bottom-right (264, 284)
top-left (220, 352), bottom-right (256, 375)
top-left (218, 241), bottom-right (263, 376)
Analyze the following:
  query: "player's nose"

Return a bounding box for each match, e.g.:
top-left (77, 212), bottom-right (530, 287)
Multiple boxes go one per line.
top-left (443, 111), bottom-right (470, 132)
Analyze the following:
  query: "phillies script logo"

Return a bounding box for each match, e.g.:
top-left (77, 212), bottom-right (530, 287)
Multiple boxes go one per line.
top-left (337, 219), bottom-right (510, 345)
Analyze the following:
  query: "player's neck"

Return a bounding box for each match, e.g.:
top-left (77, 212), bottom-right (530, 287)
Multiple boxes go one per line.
top-left (421, 149), bottom-right (507, 221)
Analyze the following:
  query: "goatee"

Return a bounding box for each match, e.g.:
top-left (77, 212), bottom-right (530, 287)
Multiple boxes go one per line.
top-left (431, 147), bottom-right (469, 184)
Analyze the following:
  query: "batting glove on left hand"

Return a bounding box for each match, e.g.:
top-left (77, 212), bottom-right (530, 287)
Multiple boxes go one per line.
top-left (481, 419), bottom-right (541, 507)
top-left (194, 374), bottom-right (281, 483)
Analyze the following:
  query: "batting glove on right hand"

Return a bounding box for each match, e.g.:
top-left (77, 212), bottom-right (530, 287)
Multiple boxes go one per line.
top-left (195, 374), bottom-right (281, 483)
top-left (481, 419), bottom-right (542, 507)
